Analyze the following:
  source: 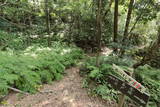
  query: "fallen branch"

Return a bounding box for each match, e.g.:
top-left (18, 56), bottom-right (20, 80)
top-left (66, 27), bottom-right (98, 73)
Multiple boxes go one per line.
top-left (8, 86), bottom-right (29, 95)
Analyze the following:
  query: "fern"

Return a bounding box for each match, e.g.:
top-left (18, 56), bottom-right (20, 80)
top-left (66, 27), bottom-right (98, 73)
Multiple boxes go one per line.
top-left (92, 85), bottom-right (117, 101)
top-left (81, 55), bottom-right (160, 106)
top-left (15, 70), bottom-right (41, 93)
top-left (80, 55), bottom-right (155, 104)
top-left (0, 31), bottom-right (26, 50)
top-left (0, 81), bottom-right (8, 95)
top-left (135, 65), bottom-right (160, 106)
top-left (0, 44), bottom-right (83, 96)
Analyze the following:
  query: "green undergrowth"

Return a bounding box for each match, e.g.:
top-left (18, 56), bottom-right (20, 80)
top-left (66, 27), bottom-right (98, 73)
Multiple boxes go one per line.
top-left (0, 43), bottom-right (83, 97)
top-left (80, 55), bottom-right (160, 107)
top-left (135, 65), bottom-right (160, 107)
top-left (80, 55), bottom-right (134, 102)
top-left (0, 31), bottom-right (25, 50)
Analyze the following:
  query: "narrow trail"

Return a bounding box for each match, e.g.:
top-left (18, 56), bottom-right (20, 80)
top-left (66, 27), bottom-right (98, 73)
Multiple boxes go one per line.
top-left (4, 67), bottom-right (116, 107)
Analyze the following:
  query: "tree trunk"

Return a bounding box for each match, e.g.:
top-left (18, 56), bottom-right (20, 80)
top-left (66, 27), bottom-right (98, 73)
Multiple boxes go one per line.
top-left (128, 13), bottom-right (142, 35)
top-left (102, 0), bottom-right (113, 20)
top-left (77, 0), bottom-right (80, 38)
top-left (128, 1), bottom-right (151, 34)
top-left (113, 0), bottom-right (119, 52)
top-left (45, 0), bottom-right (51, 47)
top-left (121, 0), bottom-right (134, 55)
top-left (26, 15), bottom-right (32, 47)
top-left (96, 0), bottom-right (102, 66)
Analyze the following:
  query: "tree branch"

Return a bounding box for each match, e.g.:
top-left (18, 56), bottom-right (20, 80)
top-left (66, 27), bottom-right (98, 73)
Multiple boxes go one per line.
top-left (8, 86), bottom-right (29, 95)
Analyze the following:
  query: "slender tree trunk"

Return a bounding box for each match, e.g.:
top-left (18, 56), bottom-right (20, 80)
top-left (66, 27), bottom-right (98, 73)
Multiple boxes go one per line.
top-left (96, 0), bottom-right (102, 66)
top-left (121, 0), bottom-right (134, 55)
top-left (77, 0), bottom-right (80, 38)
top-left (102, 0), bottom-right (113, 20)
top-left (27, 15), bottom-right (32, 47)
top-left (45, 0), bottom-right (51, 47)
top-left (123, 0), bottom-right (134, 41)
top-left (128, 2), bottom-right (148, 35)
top-left (113, 0), bottom-right (118, 52)
top-left (77, 16), bottom-right (80, 37)
top-left (157, 26), bottom-right (160, 43)
top-left (128, 13), bottom-right (142, 35)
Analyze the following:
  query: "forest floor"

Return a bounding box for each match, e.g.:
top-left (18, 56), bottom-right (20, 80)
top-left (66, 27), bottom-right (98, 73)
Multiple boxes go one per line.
top-left (2, 67), bottom-right (116, 107)
top-left (1, 47), bottom-right (116, 107)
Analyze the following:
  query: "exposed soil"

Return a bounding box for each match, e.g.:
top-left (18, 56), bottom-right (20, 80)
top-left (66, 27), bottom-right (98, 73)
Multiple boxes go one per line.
top-left (2, 67), bottom-right (116, 107)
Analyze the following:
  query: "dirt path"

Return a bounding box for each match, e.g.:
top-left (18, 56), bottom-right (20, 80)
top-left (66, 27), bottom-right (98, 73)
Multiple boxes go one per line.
top-left (3, 67), bottom-right (116, 107)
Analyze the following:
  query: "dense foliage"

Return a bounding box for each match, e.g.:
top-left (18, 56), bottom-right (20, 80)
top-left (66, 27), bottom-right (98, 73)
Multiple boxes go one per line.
top-left (80, 55), bottom-right (133, 101)
top-left (0, 43), bottom-right (83, 97)
top-left (135, 65), bottom-right (160, 107)
top-left (0, 0), bottom-right (160, 106)
top-left (80, 55), bottom-right (160, 107)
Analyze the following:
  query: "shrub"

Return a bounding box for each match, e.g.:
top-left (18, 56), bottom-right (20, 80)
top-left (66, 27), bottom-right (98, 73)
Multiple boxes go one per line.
top-left (80, 55), bottom-right (134, 101)
top-left (80, 55), bottom-right (160, 107)
top-left (0, 44), bottom-right (83, 97)
top-left (135, 65), bottom-right (160, 107)
top-left (0, 31), bottom-right (26, 50)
